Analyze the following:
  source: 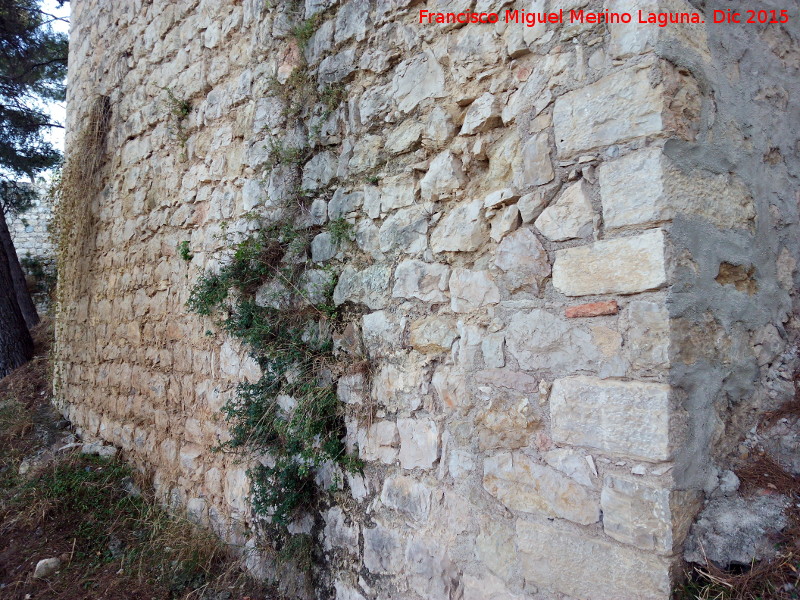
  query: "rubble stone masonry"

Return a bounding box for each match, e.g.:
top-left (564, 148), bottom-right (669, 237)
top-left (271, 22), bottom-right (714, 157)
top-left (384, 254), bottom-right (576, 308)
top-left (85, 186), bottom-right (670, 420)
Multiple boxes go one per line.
top-left (56, 0), bottom-right (800, 598)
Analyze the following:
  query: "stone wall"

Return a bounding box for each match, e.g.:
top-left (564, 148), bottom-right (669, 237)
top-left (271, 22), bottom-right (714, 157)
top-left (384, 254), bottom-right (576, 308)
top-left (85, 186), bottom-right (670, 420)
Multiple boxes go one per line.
top-left (9, 190), bottom-right (54, 262)
top-left (56, 0), bottom-right (800, 598)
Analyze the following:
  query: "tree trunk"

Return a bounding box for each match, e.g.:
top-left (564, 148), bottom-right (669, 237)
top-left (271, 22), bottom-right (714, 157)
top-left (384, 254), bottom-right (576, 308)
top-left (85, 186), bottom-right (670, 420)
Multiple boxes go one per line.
top-left (0, 232), bottom-right (34, 378)
top-left (0, 210), bottom-right (39, 329)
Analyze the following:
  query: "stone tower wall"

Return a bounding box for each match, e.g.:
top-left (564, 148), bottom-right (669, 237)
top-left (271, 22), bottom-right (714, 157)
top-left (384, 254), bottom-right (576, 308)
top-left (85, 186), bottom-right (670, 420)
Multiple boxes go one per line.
top-left (57, 1), bottom-right (800, 598)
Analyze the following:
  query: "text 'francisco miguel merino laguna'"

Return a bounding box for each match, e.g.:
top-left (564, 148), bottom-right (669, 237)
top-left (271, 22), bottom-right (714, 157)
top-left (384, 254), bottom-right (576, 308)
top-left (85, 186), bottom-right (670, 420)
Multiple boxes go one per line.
top-left (418, 8), bottom-right (705, 27)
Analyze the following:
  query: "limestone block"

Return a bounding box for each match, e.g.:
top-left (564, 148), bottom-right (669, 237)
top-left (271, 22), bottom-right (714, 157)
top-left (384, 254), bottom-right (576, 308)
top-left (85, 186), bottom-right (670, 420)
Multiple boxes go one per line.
top-left (397, 418), bottom-right (439, 469)
top-left (421, 150), bottom-right (466, 201)
top-left (311, 231), bottom-right (336, 262)
top-left (301, 151), bottom-right (337, 190)
top-left (405, 538), bottom-right (461, 600)
top-left (550, 376), bottom-right (672, 461)
top-left (552, 229), bottom-right (667, 296)
top-left (328, 188), bottom-right (363, 220)
top-left (392, 260), bottom-right (450, 303)
top-left (392, 50), bottom-right (446, 113)
top-left (494, 228), bottom-right (550, 293)
top-left (460, 92), bottom-right (502, 135)
top-left (373, 360), bottom-right (427, 412)
top-left (410, 315), bottom-right (458, 353)
top-left (430, 199), bottom-right (485, 253)
top-left (606, 0), bottom-right (710, 60)
top-left (516, 520), bottom-right (674, 599)
top-left (358, 421), bottom-right (399, 464)
top-left (515, 131), bottom-right (554, 188)
top-left (505, 309), bottom-right (624, 374)
top-left (380, 475), bottom-right (432, 523)
top-left (379, 174), bottom-right (417, 213)
top-left (553, 61), bottom-right (700, 157)
top-left (476, 395), bottom-right (539, 451)
top-left (334, 581), bottom-right (367, 600)
top-left (323, 506), bottom-right (359, 555)
top-left (544, 448), bottom-right (597, 488)
top-left (475, 519), bottom-right (518, 581)
top-left (599, 147), bottom-right (755, 232)
top-left (483, 452), bottom-right (600, 524)
top-left (333, 264), bottom-right (391, 309)
top-left (423, 106), bottom-right (456, 150)
top-left (334, 0), bottom-right (370, 44)
top-left (489, 205), bottom-right (521, 242)
top-left (385, 121), bottom-right (423, 155)
top-left (449, 268), bottom-right (500, 313)
top-left (431, 365), bottom-right (469, 409)
top-left (363, 523), bottom-right (404, 574)
top-left (362, 310), bottom-right (403, 359)
top-left (318, 48), bottom-right (357, 83)
top-left (621, 300), bottom-right (670, 372)
top-left (337, 372), bottom-right (368, 405)
top-left (463, 572), bottom-right (526, 600)
top-left (378, 206), bottom-right (429, 254)
top-left (601, 474), bottom-right (702, 554)
top-left (534, 180), bottom-right (594, 241)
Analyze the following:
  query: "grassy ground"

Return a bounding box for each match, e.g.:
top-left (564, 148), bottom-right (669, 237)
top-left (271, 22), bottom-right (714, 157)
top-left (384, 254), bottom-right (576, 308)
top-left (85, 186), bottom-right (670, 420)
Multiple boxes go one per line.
top-left (0, 322), bottom-right (277, 600)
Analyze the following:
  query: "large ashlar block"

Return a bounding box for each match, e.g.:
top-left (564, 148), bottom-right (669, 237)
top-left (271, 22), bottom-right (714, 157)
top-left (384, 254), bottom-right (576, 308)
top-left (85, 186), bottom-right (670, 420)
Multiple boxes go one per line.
top-left (552, 229), bottom-right (667, 297)
top-left (516, 520), bottom-right (674, 599)
top-left (601, 474), bottom-right (702, 554)
top-left (483, 452), bottom-right (600, 525)
top-left (605, 0), bottom-right (711, 61)
top-left (553, 61), bottom-right (700, 157)
top-left (599, 147), bottom-right (755, 231)
top-left (550, 376), bottom-right (672, 461)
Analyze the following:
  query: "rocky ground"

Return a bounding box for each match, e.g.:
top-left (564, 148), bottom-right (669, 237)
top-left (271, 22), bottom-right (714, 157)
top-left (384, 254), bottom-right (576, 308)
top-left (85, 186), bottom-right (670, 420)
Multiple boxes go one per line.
top-left (0, 321), bottom-right (277, 600)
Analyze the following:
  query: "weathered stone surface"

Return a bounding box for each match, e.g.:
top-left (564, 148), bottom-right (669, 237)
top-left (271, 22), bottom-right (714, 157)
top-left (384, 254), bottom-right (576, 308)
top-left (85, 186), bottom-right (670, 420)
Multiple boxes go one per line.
top-left (449, 268), bottom-right (500, 313)
top-left (410, 315), bottom-right (458, 353)
top-left (476, 395), bottom-right (539, 451)
top-left (494, 228), bottom-right (550, 293)
top-left (421, 150), bottom-right (466, 201)
top-left (422, 106), bottom-right (456, 150)
top-left (516, 520), bottom-right (673, 599)
top-left (385, 121), bottom-right (423, 155)
top-left (599, 147), bottom-right (755, 231)
top-left (397, 418), bottom-right (439, 470)
top-left (404, 538), bottom-right (461, 600)
top-left (392, 260), bottom-right (449, 303)
top-left (301, 151), bottom-right (337, 190)
top-left (379, 174), bottom-right (417, 213)
top-left (378, 206), bottom-right (428, 254)
top-left (505, 309), bottom-right (624, 375)
top-left (517, 189), bottom-right (549, 223)
top-left (363, 522), bottom-right (404, 574)
top-left (311, 231), bottom-right (336, 262)
top-left (380, 475), bottom-right (432, 522)
top-left (483, 452), bottom-right (600, 524)
top-left (534, 180), bottom-right (594, 241)
top-left (358, 421), bottom-right (399, 464)
top-left (601, 474), bottom-right (701, 554)
top-left (337, 372), bottom-right (368, 405)
top-left (430, 199), bottom-right (485, 253)
top-left (462, 572), bottom-right (525, 600)
top-left (620, 300), bottom-right (670, 372)
top-left (490, 205), bottom-right (520, 242)
top-left (552, 229), bottom-right (667, 296)
top-left (323, 506), bottom-right (359, 555)
top-left (334, 0), bottom-right (370, 43)
top-left (431, 365), bottom-right (469, 409)
top-left (475, 520), bottom-right (517, 581)
top-left (553, 62), bottom-right (700, 157)
top-left (333, 265), bottom-right (391, 309)
top-left (516, 131), bottom-right (554, 188)
top-left (392, 51), bottom-right (446, 113)
top-left (373, 359), bottom-right (427, 412)
top-left (460, 92), bottom-right (502, 135)
top-left (550, 376), bottom-right (672, 461)
top-left (544, 448), bottom-right (597, 488)
top-left (362, 310), bottom-right (403, 359)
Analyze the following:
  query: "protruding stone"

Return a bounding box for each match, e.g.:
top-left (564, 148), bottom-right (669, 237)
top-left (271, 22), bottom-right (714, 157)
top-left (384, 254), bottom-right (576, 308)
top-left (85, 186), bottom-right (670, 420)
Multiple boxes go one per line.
top-left (460, 92), bottom-right (503, 135)
top-left (430, 199), bottom-right (485, 253)
top-left (358, 421), bottom-right (399, 464)
top-left (565, 300), bottom-right (619, 318)
top-left (494, 228), bottom-right (550, 293)
top-left (421, 150), bottom-right (466, 201)
top-left (552, 229), bottom-right (667, 296)
top-left (410, 316), bottom-right (458, 353)
top-left (534, 180), bottom-right (594, 241)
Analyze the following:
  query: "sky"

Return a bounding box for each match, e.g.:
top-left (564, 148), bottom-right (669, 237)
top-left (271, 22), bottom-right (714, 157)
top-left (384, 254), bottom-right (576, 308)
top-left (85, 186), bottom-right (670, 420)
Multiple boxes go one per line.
top-left (41, 0), bottom-right (70, 160)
